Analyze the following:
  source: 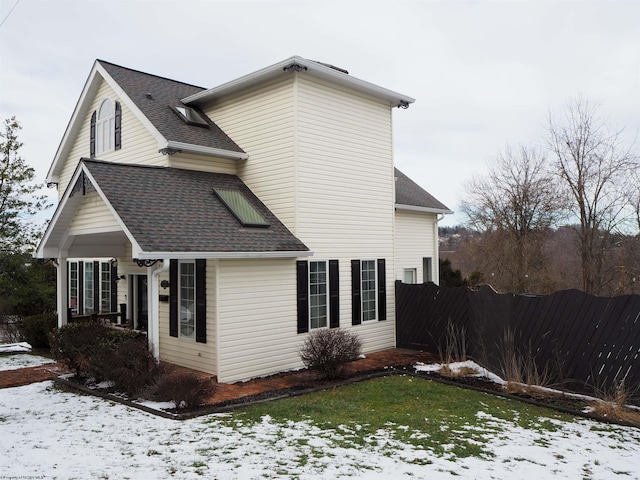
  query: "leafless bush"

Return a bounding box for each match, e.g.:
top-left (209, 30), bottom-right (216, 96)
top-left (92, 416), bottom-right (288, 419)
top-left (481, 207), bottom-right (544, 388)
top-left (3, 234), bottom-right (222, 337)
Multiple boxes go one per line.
top-left (149, 372), bottom-right (216, 409)
top-left (300, 328), bottom-right (362, 379)
top-left (0, 315), bottom-right (22, 343)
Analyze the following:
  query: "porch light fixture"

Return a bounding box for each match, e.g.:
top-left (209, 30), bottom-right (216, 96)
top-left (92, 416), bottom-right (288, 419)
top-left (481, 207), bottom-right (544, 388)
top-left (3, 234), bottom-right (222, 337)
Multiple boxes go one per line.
top-left (110, 258), bottom-right (118, 268)
top-left (160, 280), bottom-right (170, 289)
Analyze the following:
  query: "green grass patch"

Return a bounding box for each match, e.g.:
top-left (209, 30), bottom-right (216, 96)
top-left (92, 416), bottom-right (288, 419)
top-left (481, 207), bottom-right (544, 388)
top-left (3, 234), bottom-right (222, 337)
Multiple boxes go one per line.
top-left (213, 375), bottom-right (575, 460)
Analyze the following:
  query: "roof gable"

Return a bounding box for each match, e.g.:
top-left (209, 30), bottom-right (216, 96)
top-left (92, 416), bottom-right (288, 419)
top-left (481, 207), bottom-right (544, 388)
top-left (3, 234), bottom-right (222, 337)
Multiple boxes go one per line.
top-left (395, 168), bottom-right (452, 214)
top-left (82, 160), bottom-right (309, 257)
top-left (47, 60), bottom-right (246, 184)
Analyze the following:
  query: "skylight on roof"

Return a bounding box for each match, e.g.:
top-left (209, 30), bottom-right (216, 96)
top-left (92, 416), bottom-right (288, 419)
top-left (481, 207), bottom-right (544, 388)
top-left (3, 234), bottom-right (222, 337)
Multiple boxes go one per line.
top-left (172, 105), bottom-right (209, 127)
top-left (214, 188), bottom-right (270, 227)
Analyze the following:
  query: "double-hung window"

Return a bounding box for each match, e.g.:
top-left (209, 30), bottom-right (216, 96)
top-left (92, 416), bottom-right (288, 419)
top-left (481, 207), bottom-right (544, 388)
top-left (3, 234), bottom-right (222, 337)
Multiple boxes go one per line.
top-left (169, 259), bottom-right (207, 343)
top-left (296, 260), bottom-right (339, 333)
top-left (179, 261), bottom-right (196, 339)
top-left (351, 258), bottom-right (386, 324)
top-left (309, 261), bottom-right (328, 329)
top-left (100, 262), bottom-right (111, 312)
top-left (83, 262), bottom-right (94, 314)
top-left (361, 260), bottom-right (377, 321)
top-left (69, 262), bottom-right (79, 314)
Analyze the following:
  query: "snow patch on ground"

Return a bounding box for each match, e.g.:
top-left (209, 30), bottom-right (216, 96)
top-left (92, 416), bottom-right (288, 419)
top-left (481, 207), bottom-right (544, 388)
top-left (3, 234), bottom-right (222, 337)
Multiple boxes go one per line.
top-left (415, 360), bottom-right (506, 385)
top-left (0, 380), bottom-right (639, 479)
top-left (0, 344), bottom-right (55, 371)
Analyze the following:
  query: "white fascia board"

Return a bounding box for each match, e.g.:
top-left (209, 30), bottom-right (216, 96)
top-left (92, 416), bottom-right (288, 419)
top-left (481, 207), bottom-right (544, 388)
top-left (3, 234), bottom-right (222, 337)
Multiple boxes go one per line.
top-left (137, 250), bottom-right (313, 260)
top-left (47, 62), bottom-right (167, 184)
top-left (47, 62), bottom-right (101, 183)
top-left (395, 203), bottom-right (454, 215)
top-left (182, 56), bottom-right (415, 108)
top-left (164, 141), bottom-right (249, 160)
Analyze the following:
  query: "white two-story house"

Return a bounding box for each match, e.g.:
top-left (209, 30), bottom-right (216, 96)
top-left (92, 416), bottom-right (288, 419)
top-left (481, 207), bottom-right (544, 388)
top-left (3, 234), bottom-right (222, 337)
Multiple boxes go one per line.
top-left (36, 56), bottom-right (451, 383)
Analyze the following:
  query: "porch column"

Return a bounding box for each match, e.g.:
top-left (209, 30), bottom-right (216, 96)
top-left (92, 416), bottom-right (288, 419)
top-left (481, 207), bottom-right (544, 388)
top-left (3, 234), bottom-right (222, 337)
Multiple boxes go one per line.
top-left (148, 259), bottom-right (169, 361)
top-left (56, 258), bottom-right (68, 328)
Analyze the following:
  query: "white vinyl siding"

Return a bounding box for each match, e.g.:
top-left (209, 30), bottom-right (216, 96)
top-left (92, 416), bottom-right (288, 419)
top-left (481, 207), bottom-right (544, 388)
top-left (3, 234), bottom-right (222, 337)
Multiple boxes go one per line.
top-left (158, 260), bottom-right (217, 375)
top-left (68, 190), bottom-right (120, 233)
top-left (204, 77), bottom-right (297, 230)
top-left (394, 209), bottom-right (439, 284)
top-left (216, 258), bottom-right (300, 383)
top-left (295, 75), bottom-right (395, 259)
top-left (295, 76), bottom-right (396, 353)
top-left (58, 78), bottom-right (166, 199)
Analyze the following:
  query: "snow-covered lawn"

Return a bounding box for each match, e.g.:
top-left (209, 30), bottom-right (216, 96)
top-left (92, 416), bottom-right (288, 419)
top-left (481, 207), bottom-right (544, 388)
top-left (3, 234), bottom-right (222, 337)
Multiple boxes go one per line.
top-left (0, 343), bottom-right (55, 371)
top-left (1, 380), bottom-right (639, 479)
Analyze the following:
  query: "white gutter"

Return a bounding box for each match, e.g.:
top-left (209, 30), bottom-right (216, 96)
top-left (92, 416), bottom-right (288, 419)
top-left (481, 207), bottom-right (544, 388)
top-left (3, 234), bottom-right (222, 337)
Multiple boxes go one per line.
top-left (182, 56), bottom-right (415, 108)
top-left (137, 250), bottom-right (313, 260)
top-left (149, 258), bottom-right (170, 361)
top-left (395, 203), bottom-right (454, 215)
top-left (164, 141), bottom-right (249, 160)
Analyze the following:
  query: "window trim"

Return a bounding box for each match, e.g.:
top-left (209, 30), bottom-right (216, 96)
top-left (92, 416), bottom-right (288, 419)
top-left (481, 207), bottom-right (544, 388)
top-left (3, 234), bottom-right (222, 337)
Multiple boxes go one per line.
top-left (309, 260), bottom-right (329, 330)
top-left (96, 99), bottom-right (115, 154)
top-left (403, 268), bottom-right (417, 284)
top-left (169, 259), bottom-right (207, 343)
top-left (296, 259), bottom-right (339, 333)
top-left (90, 99), bottom-right (121, 157)
top-left (178, 260), bottom-right (196, 341)
top-left (360, 259), bottom-right (378, 322)
top-left (352, 258), bottom-right (386, 325)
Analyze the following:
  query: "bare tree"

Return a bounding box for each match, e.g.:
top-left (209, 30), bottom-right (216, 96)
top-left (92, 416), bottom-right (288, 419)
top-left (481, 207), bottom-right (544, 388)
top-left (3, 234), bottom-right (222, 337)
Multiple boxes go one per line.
top-left (547, 97), bottom-right (638, 294)
top-left (460, 145), bottom-right (565, 293)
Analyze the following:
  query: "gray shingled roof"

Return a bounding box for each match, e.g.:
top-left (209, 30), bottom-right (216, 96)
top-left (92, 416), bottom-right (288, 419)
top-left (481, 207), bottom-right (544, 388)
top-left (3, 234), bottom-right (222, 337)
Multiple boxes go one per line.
top-left (98, 60), bottom-right (244, 153)
top-left (83, 159), bottom-right (308, 253)
top-left (395, 168), bottom-right (451, 212)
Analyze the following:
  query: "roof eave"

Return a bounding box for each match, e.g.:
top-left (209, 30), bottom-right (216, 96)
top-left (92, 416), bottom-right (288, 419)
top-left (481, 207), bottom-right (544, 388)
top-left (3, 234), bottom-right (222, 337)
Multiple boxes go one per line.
top-left (137, 250), bottom-right (313, 260)
top-left (182, 56), bottom-right (415, 108)
top-left (395, 203), bottom-right (454, 215)
top-left (164, 141), bottom-right (249, 160)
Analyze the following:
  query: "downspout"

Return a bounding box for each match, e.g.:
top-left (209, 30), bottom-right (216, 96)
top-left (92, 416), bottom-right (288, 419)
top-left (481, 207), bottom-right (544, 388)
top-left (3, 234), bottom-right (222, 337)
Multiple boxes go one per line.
top-left (434, 214), bottom-right (444, 285)
top-left (149, 259), bottom-right (170, 361)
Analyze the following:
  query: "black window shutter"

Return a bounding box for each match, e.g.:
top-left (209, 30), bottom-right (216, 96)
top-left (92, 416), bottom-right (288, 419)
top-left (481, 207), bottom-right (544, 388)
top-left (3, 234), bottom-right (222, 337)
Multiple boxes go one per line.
top-left (90, 111), bottom-right (96, 158)
top-left (110, 261), bottom-right (117, 312)
top-left (169, 260), bottom-right (178, 337)
top-left (329, 260), bottom-right (339, 328)
top-left (351, 260), bottom-right (361, 325)
top-left (377, 258), bottom-right (386, 321)
top-left (296, 260), bottom-right (309, 333)
top-left (114, 101), bottom-right (122, 150)
top-left (93, 261), bottom-right (100, 313)
top-left (78, 261), bottom-right (84, 315)
top-left (195, 259), bottom-right (207, 343)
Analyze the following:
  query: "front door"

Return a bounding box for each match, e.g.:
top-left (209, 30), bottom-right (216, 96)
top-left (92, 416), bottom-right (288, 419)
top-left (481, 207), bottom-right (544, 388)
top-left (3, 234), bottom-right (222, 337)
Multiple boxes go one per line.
top-left (135, 275), bottom-right (148, 331)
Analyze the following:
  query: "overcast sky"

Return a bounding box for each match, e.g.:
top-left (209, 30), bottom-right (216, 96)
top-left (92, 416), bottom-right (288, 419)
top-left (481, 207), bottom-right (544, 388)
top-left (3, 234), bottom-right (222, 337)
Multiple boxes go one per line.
top-left (1, 0), bottom-right (638, 227)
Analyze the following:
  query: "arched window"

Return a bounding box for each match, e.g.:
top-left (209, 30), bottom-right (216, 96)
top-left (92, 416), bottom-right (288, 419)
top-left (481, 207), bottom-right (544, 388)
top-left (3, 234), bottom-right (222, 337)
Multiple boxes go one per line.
top-left (90, 99), bottom-right (121, 157)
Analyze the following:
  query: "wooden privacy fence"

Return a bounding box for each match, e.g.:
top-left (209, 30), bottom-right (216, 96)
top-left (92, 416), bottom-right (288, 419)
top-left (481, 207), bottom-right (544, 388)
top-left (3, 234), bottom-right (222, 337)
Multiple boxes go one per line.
top-left (396, 281), bottom-right (640, 400)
